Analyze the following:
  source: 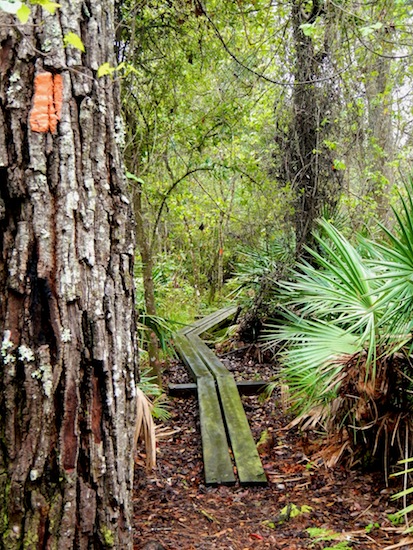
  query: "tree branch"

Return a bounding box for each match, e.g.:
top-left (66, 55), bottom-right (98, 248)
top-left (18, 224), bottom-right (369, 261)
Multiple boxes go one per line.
top-left (196, 0), bottom-right (354, 87)
top-left (150, 166), bottom-right (215, 248)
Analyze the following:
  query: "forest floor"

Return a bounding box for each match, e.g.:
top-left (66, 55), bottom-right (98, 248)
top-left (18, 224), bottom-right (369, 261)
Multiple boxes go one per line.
top-left (133, 346), bottom-right (412, 550)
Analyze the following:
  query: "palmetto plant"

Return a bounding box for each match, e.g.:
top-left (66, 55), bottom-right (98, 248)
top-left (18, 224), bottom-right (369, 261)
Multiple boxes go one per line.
top-left (229, 238), bottom-right (294, 304)
top-left (265, 182), bottom-right (413, 473)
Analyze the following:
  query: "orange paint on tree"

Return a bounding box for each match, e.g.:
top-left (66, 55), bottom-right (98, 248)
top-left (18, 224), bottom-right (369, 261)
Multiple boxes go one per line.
top-left (29, 72), bottom-right (63, 134)
top-left (29, 72), bottom-right (53, 133)
top-left (50, 73), bottom-right (63, 133)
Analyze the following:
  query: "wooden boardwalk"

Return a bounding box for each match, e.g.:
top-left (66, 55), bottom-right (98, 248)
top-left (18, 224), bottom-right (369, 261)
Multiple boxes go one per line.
top-left (174, 307), bottom-right (267, 487)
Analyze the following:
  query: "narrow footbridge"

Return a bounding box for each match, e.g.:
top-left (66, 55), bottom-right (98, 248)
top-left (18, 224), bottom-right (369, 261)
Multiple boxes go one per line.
top-left (173, 307), bottom-right (267, 487)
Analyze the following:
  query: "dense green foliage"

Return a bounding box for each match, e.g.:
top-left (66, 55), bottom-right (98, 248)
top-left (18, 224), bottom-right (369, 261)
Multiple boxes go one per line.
top-left (123, 2), bottom-right (292, 292)
top-left (116, 1), bottom-right (413, 329)
top-left (265, 181), bottom-right (413, 475)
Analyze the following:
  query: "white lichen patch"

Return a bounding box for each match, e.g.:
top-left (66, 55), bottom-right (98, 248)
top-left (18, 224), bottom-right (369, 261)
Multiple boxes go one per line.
top-left (30, 346), bottom-right (53, 398)
top-left (1, 330), bottom-right (15, 365)
top-left (42, 39), bottom-right (53, 53)
top-left (114, 115), bottom-right (125, 148)
top-left (61, 328), bottom-right (72, 343)
top-left (66, 189), bottom-right (80, 212)
top-left (30, 469), bottom-right (39, 481)
top-left (18, 345), bottom-right (35, 362)
top-left (1, 330), bottom-right (13, 355)
top-left (3, 353), bottom-right (15, 365)
top-left (112, 363), bottom-right (121, 399)
top-left (8, 221), bottom-right (30, 292)
top-left (6, 70), bottom-right (23, 108)
top-left (41, 361), bottom-right (53, 398)
top-left (112, 364), bottom-right (120, 381)
top-left (9, 71), bottom-right (20, 83)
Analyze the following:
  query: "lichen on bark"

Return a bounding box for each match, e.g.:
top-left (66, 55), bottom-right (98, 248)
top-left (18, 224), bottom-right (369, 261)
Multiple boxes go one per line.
top-left (0, 1), bottom-right (138, 548)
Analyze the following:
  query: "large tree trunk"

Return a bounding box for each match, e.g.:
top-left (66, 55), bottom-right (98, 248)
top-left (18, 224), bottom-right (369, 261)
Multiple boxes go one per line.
top-left (289, 0), bottom-right (343, 253)
top-left (133, 182), bottom-right (161, 385)
top-left (239, 0), bottom-right (343, 339)
top-left (365, 51), bottom-right (394, 222)
top-left (0, 2), bottom-right (137, 548)
top-left (278, 0), bottom-right (342, 254)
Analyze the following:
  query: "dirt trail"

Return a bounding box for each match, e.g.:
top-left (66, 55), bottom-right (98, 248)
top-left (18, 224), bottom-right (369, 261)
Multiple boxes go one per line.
top-left (133, 354), bottom-right (411, 550)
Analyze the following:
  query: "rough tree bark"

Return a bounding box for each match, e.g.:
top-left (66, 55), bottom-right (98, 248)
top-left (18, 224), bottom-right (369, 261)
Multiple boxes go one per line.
top-left (0, 1), bottom-right (137, 548)
top-left (289, 0), bottom-right (342, 254)
top-left (365, 47), bottom-right (394, 221)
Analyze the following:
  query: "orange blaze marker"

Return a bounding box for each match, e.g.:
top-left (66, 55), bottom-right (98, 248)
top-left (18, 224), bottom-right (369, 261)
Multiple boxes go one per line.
top-left (30, 72), bottom-right (63, 134)
top-left (50, 73), bottom-right (63, 133)
top-left (30, 72), bottom-right (53, 133)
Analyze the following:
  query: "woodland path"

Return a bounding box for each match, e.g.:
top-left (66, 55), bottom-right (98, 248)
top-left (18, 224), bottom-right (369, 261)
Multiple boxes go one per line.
top-left (174, 307), bottom-right (266, 486)
top-left (133, 348), bottom-right (412, 550)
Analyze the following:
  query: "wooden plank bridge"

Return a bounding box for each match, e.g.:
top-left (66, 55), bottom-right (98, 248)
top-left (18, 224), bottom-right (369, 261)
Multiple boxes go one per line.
top-left (173, 307), bottom-right (267, 487)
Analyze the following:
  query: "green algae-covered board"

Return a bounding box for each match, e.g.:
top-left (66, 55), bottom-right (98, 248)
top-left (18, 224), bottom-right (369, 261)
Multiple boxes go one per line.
top-left (174, 333), bottom-right (235, 485)
top-left (186, 334), bottom-right (229, 377)
top-left (216, 376), bottom-right (267, 486)
top-left (197, 376), bottom-right (236, 486)
top-left (174, 333), bottom-right (211, 381)
top-left (174, 306), bottom-right (266, 486)
top-left (181, 306), bottom-right (238, 337)
top-left (190, 335), bottom-right (267, 486)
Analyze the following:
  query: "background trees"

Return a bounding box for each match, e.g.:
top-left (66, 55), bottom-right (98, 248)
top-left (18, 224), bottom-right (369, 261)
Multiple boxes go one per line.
top-left (119, 1), bottom-right (413, 341)
top-left (0, 1), bottom-right (138, 547)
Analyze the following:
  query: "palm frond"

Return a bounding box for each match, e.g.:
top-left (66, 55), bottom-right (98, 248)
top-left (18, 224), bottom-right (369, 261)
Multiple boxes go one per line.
top-left (364, 183), bottom-right (413, 334)
top-left (138, 312), bottom-right (177, 355)
top-left (265, 314), bottom-right (362, 413)
top-left (263, 186), bottom-right (413, 496)
top-left (134, 386), bottom-right (157, 470)
top-left (271, 220), bottom-right (381, 377)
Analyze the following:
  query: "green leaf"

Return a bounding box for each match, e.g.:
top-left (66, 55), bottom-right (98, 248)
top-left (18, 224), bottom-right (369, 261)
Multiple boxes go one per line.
top-left (387, 513), bottom-right (404, 526)
top-left (279, 503), bottom-right (312, 519)
top-left (97, 62), bottom-right (116, 78)
top-left (30, 0), bottom-right (61, 14)
top-left (300, 23), bottom-right (316, 37)
top-left (63, 32), bottom-right (85, 52)
top-left (306, 527), bottom-right (340, 541)
top-left (360, 22), bottom-right (383, 37)
top-left (333, 158), bottom-right (346, 170)
top-left (126, 171), bottom-right (144, 184)
top-left (323, 139), bottom-right (337, 151)
top-left (365, 522), bottom-right (379, 534)
top-left (0, 0), bottom-right (22, 15)
top-left (120, 63), bottom-right (139, 77)
top-left (16, 2), bottom-right (30, 22)
top-left (300, 505), bottom-right (313, 514)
